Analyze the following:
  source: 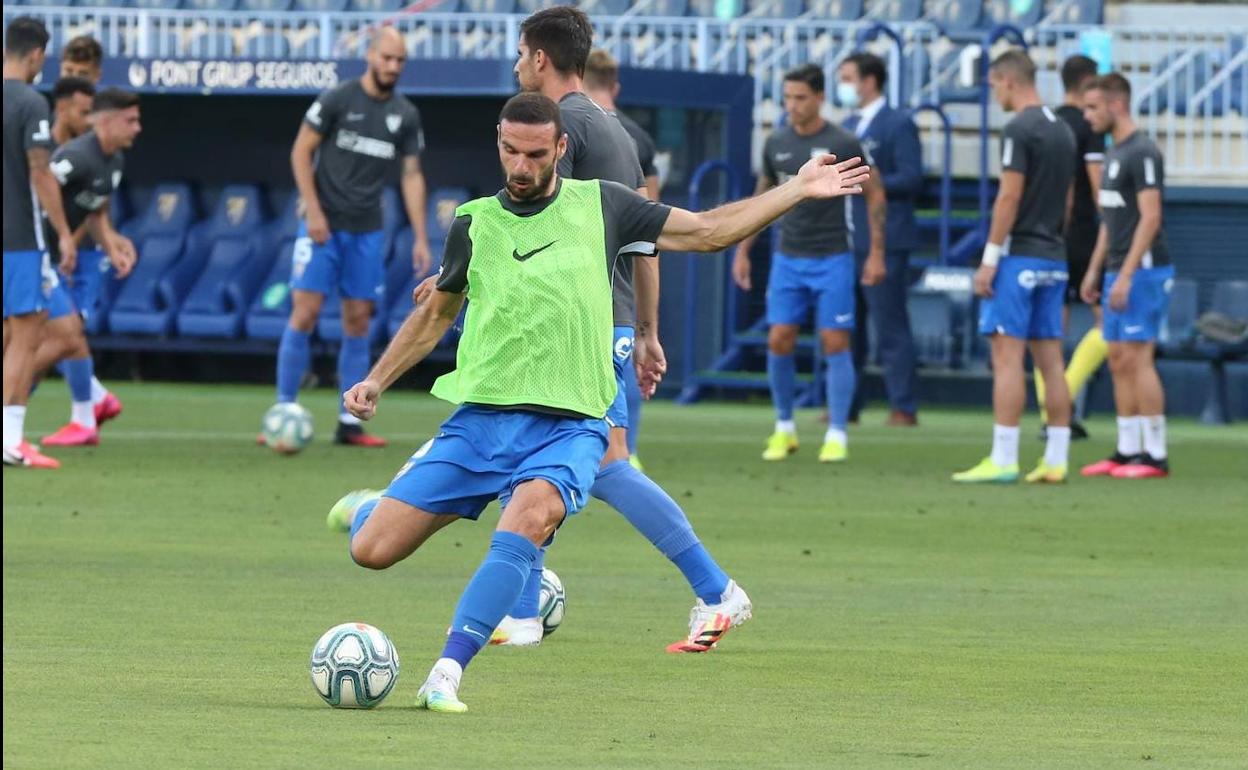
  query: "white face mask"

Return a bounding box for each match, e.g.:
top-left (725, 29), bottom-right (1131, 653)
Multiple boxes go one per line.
top-left (836, 82), bottom-right (860, 109)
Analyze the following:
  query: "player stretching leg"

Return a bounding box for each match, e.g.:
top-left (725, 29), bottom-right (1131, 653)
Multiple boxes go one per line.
top-left (952, 50), bottom-right (1076, 484)
top-left (1078, 74), bottom-right (1172, 479)
top-left (732, 64), bottom-right (887, 463)
top-left (337, 94), bottom-right (869, 712)
top-left (275, 27), bottom-right (430, 447)
top-left (37, 85), bottom-right (140, 446)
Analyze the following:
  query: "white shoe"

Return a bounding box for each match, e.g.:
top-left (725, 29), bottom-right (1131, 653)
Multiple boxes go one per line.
top-left (488, 615), bottom-right (543, 647)
top-left (666, 580), bottom-right (753, 653)
top-left (415, 664), bottom-right (467, 714)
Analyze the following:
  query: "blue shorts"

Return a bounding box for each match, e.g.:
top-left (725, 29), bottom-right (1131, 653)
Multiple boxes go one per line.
top-left (288, 223), bottom-right (384, 302)
top-left (766, 251), bottom-right (856, 331)
top-left (605, 326), bottom-right (633, 429)
top-left (383, 404), bottom-right (610, 521)
top-left (977, 256), bottom-right (1068, 340)
top-left (48, 249), bottom-right (106, 321)
top-left (1103, 265), bottom-right (1175, 343)
top-left (3, 250), bottom-right (55, 319)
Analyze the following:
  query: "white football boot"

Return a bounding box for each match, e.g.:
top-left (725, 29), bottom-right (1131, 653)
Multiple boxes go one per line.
top-left (488, 615), bottom-right (543, 647)
top-left (666, 580), bottom-right (753, 653)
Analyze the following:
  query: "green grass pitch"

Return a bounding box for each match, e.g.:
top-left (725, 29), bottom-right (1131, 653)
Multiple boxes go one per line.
top-left (4, 382), bottom-right (1247, 769)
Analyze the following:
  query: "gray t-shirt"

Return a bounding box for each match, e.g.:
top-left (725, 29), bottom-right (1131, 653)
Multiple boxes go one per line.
top-left (302, 79), bottom-right (424, 233)
top-left (556, 91), bottom-right (647, 327)
top-left (46, 131), bottom-right (124, 253)
top-left (614, 110), bottom-right (658, 179)
top-left (761, 122), bottom-right (866, 256)
top-left (1000, 105), bottom-right (1076, 261)
top-left (435, 179), bottom-right (670, 295)
top-left (1099, 131), bottom-right (1170, 272)
top-left (3, 79), bottom-right (54, 252)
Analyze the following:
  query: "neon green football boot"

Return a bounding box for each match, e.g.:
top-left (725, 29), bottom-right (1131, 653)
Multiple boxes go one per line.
top-left (1024, 461), bottom-right (1068, 484)
top-left (416, 669), bottom-right (468, 714)
top-left (761, 431), bottom-right (798, 461)
top-left (818, 437), bottom-right (847, 463)
top-left (326, 489), bottom-right (381, 532)
top-left (951, 457), bottom-right (1019, 483)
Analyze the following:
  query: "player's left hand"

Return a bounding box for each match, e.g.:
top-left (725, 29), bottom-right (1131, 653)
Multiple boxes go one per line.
top-left (343, 379), bottom-right (381, 421)
top-left (973, 264), bottom-right (997, 298)
top-left (412, 238), bottom-right (433, 277)
top-left (633, 334), bottom-right (667, 400)
top-left (861, 253), bottom-right (887, 286)
top-left (412, 273), bottom-right (438, 305)
top-left (799, 154), bottom-right (871, 199)
top-left (106, 234), bottom-right (138, 279)
top-left (1109, 274), bottom-right (1132, 312)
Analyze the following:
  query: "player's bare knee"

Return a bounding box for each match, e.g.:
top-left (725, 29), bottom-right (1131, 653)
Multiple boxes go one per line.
top-left (768, 326), bottom-right (798, 355)
top-left (820, 329), bottom-right (849, 356)
top-left (349, 534), bottom-right (395, 570)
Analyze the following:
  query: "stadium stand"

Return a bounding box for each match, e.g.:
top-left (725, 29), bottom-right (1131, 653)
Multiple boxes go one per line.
top-left (108, 184), bottom-right (200, 336)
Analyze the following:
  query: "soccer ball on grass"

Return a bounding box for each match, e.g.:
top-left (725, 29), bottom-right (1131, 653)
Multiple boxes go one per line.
top-left (309, 622), bottom-right (399, 708)
top-left (261, 402), bottom-right (313, 454)
top-left (539, 568), bottom-right (565, 637)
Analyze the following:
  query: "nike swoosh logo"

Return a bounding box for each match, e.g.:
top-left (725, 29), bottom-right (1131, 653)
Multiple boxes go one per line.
top-left (462, 625), bottom-right (486, 639)
top-left (775, 152), bottom-right (792, 161)
top-left (512, 240), bottom-right (557, 262)
top-left (1124, 326), bottom-right (1143, 333)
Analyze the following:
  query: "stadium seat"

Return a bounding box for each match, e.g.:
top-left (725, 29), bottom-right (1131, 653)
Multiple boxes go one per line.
top-left (1162, 277), bottom-right (1200, 347)
top-left (245, 198), bottom-right (302, 340)
top-left (243, 34), bottom-right (292, 58)
top-left (987, 0), bottom-right (1042, 28)
top-left (386, 228), bottom-right (449, 342)
top-left (131, 0), bottom-right (184, 8)
top-left (1042, 0), bottom-right (1102, 25)
top-left (907, 291), bottom-right (957, 368)
top-left (1211, 280), bottom-right (1248, 320)
top-left (345, 0), bottom-right (404, 11)
top-left (645, 0), bottom-right (691, 16)
top-left (459, 0), bottom-right (519, 12)
top-left (916, 265), bottom-right (976, 366)
top-left (579, 0), bottom-right (632, 14)
top-left (807, 0), bottom-right (864, 21)
top-left (293, 0), bottom-right (350, 11)
top-left (183, 0), bottom-right (241, 9)
top-left (870, 0), bottom-right (923, 22)
top-left (931, 0), bottom-right (984, 41)
top-left (239, 0), bottom-right (294, 9)
top-left (744, 0), bottom-right (802, 17)
top-left (108, 184), bottom-right (200, 336)
top-left (177, 186), bottom-right (274, 338)
top-left (516, 0), bottom-right (561, 13)
top-left (427, 187), bottom-right (471, 242)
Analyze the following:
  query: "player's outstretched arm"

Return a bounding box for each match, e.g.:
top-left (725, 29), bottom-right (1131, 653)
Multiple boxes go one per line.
top-left (344, 289), bottom-right (465, 420)
top-left (656, 155), bottom-right (869, 254)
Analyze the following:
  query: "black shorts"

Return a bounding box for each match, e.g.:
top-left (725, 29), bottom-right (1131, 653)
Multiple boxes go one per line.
top-left (1065, 221), bottom-right (1099, 304)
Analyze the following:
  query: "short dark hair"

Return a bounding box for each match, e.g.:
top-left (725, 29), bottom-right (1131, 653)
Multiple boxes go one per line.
top-left (843, 52), bottom-right (887, 91)
top-left (990, 49), bottom-right (1036, 85)
top-left (783, 63), bottom-right (825, 94)
top-left (583, 48), bottom-right (618, 91)
top-left (1090, 72), bottom-right (1132, 103)
top-left (499, 92), bottom-right (563, 140)
top-left (92, 88), bottom-right (139, 113)
top-left (62, 35), bottom-right (104, 66)
top-left (52, 76), bottom-right (96, 104)
top-left (519, 6), bottom-right (593, 78)
top-left (5, 16), bottom-right (50, 59)
top-left (1061, 54), bottom-right (1098, 93)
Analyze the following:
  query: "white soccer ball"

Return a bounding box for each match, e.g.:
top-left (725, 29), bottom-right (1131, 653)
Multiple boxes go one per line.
top-left (309, 622), bottom-right (399, 709)
top-left (539, 568), bottom-right (565, 637)
top-left (261, 402), bottom-right (313, 454)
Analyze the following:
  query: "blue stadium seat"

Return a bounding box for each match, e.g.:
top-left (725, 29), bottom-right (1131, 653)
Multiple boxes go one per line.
top-left (293, 0), bottom-right (350, 10)
top-left (1211, 280), bottom-right (1248, 319)
top-left (744, 0), bottom-right (802, 17)
top-left (1043, 0), bottom-right (1101, 25)
top-left (109, 184), bottom-right (200, 336)
top-left (243, 34), bottom-right (292, 58)
top-left (516, 0), bottom-right (561, 13)
top-left (934, 46), bottom-right (982, 103)
top-left (459, 0), bottom-right (518, 12)
top-left (907, 291), bottom-right (957, 368)
top-left (427, 187), bottom-right (471, 242)
top-left (245, 198), bottom-right (301, 340)
top-left (932, 0), bottom-right (984, 40)
top-left (131, 0), bottom-right (184, 8)
top-left (239, 0), bottom-right (294, 9)
top-left (807, 0), bottom-right (864, 21)
top-left (386, 228), bottom-right (448, 340)
top-left (197, 32), bottom-right (238, 57)
top-left (688, 0), bottom-right (742, 18)
top-left (870, 0), bottom-right (923, 22)
top-left (346, 0), bottom-right (404, 10)
top-left (579, 0), bottom-right (632, 14)
top-left (645, 0), bottom-right (690, 16)
top-left (178, 186), bottom-right (274, 338)
top-left (987, 0), bottom-right (1042, 27)
top-left (1162, 277), bottom-right (1199, 346)
top-left (916, 265), bottom-right (976, 366)
top-left (72, 0), bottom-right (130, 6)
top-left (183, 0), bottom-right (240, 9)
top-left (1140, 50), bottom-right (1222, 116)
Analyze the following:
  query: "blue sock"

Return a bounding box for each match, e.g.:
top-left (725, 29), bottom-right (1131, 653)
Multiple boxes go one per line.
top-left (338, 334), bottom-right (370, 419)
top-left (349, 497), bottom-right (378, 544)
top-left (441, 531), bottom-right (538, 670)
top-left (510, 546), bottom-right (546, 618)
top-left (61, 357), bottom-right (93, 403)
top-left (276, 327), bottom-right (311, 403)
top-left (591, 459), bottom-right (729, 604)
top-left (767, 352), bottom-right (796, 421)
top-left (825, 350), bottom-right (856, 431)
top-left (623, 360), bottom-right (642, 455)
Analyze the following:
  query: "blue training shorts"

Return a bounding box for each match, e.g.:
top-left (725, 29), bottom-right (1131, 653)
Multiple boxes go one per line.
top-left (48, 249), bottom-right (106, 321)
top-left (978, 256), bottom-right (1068, 340)
top-left (288, 222), bottom-right (384, 302)
top-left (3, 250), bottom-right (56, 319)
top-left (1103, 265), bottom-right (1175, 343)
top-left (766, 250), bottom-right (856, 331)
top-left (383, 404), bottom-right (610, 521)
top-left (605, 326), bottom-right (633, 430)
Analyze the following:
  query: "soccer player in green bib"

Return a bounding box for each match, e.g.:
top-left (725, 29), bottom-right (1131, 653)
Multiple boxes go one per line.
top-left (338, 93), bottom-right (870, 713)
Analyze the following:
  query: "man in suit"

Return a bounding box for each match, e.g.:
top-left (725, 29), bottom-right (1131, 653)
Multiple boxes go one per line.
top-left (839, 52), bottom-right (922, 426)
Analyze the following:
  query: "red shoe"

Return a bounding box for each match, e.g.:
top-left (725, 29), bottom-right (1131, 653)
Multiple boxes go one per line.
top-left (3, 441), bottom-right (61, 469)
top-left (334, 423), bottom-right (387, 448)
top-left (1111, 456), bottom-right (1169, 479)
top-left (1081, 453), bottom-right (1137, 477)
top-left (94, 393), bottom-right (123, 426)
top-left (42, 422), bottom-right (100, 446)
top-left (256, 432), bottom-right (267, 446)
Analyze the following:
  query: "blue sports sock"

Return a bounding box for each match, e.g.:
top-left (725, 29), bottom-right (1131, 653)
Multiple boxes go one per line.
top-left (338, 334), bottom-right (370, 418)
top-left (591, 459), bottom-right (729, 604)
top-left (349, 497), bottom-right (378, 543)
top-left (441, 531), bottom-right (538, 670)
top-left (767, 352), bottom-right (796, 421)
top-left (276, 327), bottom-right (311, 403)
top-left (510, 546), bottom-right (546, 618)
top-left (623, 359), bottom-right (642, 455)
top-left (61, 357), bottom-right (93, 403)
top-left (825, 350), bottom-right (856, 431)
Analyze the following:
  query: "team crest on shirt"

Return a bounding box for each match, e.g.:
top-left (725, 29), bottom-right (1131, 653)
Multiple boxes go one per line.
top-left (385, 114), bottom-right (402, 134)
top-left (1107, 160), bottom-right (1120, 180)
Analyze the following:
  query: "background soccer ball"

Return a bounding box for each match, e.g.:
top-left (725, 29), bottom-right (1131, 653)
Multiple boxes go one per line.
top-left (261, 402), bottom-right (313, 454)
top-left (309, 622), bottom-right (399, 709)
top-left (539, 568), bottom-right (565, 637)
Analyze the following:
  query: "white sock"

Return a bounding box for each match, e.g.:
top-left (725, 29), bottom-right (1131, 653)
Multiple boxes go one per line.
top-left (71, 401), bottom-right (97, 429)
top-left (775, 419), bottom-right (796, 435)
top-left (1143, 415), bottom-right (1167, 460)
top-left (1044, 426), bottom-right (1071, 468)
top-left (990, 424), bottom-right (1019, 467)
top-left (1116, 416), bottom-right (1143, 456)
top-left (339, 412), bottom-right (362, 427)
top-left (824, 426), bottom-right (847, 446)
top-left (90, 377), bottom-right (109, 405)
top-left (3, 405), bottom-right (27, 451)
top-left (431, 658), bottom-right (463, 687)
